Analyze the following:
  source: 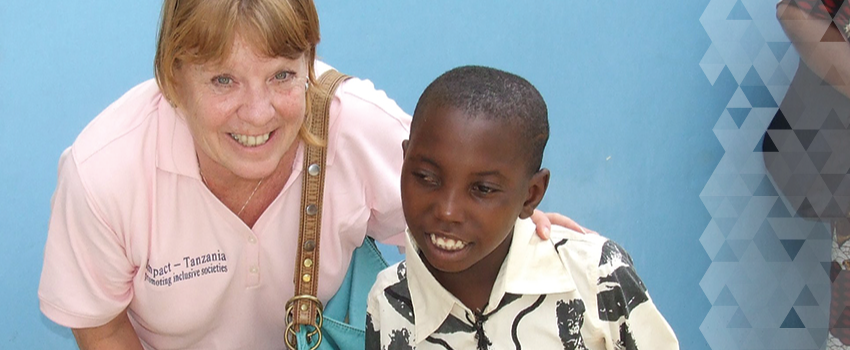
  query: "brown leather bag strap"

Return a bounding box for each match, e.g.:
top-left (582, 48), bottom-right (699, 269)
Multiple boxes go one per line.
top-left (286, 69), bottom-right (350, 349)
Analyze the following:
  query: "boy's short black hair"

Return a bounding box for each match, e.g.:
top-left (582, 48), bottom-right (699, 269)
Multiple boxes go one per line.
top-left (412, 65), bottom-right (549, 174)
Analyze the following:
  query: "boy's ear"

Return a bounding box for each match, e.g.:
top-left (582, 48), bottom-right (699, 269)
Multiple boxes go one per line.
top-left (402, 139), bottom-right (409, 157)
top-left (519, 168), bottom-right (550, 219)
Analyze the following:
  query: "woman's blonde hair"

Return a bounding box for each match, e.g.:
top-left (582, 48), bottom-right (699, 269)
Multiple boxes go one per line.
top-left (154, 0), bottom-right (323, 144)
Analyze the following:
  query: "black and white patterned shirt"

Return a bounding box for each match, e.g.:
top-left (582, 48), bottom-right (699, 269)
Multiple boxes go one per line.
top-left (365, 218), bottom-right (678, 350)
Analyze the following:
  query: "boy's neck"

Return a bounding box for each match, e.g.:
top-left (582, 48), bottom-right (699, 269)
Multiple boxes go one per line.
top-left (422, 233), bottom-right (513, 312)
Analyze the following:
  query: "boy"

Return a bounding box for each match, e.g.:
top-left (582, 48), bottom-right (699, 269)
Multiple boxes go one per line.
top-left (365, 66), bottom-right (678, 349)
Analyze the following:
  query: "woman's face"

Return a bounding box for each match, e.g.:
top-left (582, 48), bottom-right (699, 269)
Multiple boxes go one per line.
top-left (175, 33), bottom-right (308, 180)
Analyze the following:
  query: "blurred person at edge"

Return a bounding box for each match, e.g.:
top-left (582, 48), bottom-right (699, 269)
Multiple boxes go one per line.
top-left (36, 0), bottom-right (585, 349)
top-left (763, 0), bottom-right (850, 348)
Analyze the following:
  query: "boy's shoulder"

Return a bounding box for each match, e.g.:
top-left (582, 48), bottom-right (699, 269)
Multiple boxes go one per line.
top-left (373, 260), bottom-right (409, 292)
top-left (549, 224), bottom-right (607, 241)
top-left (546, 225), bottom-right (634, 266)
top-left (547, 224), bottom-right (611, 250)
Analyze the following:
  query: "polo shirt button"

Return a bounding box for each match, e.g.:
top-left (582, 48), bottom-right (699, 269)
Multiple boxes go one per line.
top-left (248, 236), bottom-right (257, 244)
top-left (250, 266), bottom-right (259, 273)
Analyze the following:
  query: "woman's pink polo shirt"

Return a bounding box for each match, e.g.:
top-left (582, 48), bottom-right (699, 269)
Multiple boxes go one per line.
top-left (39, 63), bottom-right (410, 349)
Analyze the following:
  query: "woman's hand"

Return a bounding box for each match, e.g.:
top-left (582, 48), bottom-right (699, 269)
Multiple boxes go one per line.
top-left (530, 209), bottom-right (595, 239)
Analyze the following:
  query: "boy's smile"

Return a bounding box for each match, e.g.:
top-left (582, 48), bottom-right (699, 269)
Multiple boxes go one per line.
top-left (428, 232), bottom-right (468, 251)
top-left (401, 105), bottom-right (548, 280)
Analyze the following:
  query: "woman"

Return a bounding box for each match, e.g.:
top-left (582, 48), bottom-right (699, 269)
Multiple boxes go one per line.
top-left (763, 0), bottom-right (850, 348)
top-left (37, 1), bottom-right (577, 348)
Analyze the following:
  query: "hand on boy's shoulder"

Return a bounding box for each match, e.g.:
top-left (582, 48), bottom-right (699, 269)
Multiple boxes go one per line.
top-left (532, 210), bottom-right (596, 240)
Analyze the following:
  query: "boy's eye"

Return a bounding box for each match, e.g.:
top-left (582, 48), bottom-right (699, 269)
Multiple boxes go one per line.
top-left (414, 172), bottom-right (439, 186)
top-left (472, 184), bottom-right (497, 195)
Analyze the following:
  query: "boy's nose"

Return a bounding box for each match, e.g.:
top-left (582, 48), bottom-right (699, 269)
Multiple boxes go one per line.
top-left (434, 187), bottom-right (463, 223)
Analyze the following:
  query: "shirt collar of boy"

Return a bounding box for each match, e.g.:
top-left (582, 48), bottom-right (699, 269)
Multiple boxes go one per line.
top-left (404, 218), bottom-right (577, 344)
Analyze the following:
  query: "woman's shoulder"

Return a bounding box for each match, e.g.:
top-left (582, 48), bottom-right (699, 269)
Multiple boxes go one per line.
top-left (316, 62), bottom-right (411, 169)
top-left (335, 77), bottom-right (410, 126)
top-left (71, 79), bottom-right (166, 164)
top-left (314, 61), bottom-right (411, 131)
top-left (65, 79), bottom-right (165, 197)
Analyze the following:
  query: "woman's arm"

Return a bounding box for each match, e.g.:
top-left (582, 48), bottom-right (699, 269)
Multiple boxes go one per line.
top-left (778, 1), bottom-right (850, 98)
top-left (39, 151), bottom-right (140, 344)
top-left (72, 311), bottom-right (144, 350)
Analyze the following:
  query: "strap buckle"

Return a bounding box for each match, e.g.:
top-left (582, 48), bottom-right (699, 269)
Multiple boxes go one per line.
top-left (284, 295), bottom-right (324, 350)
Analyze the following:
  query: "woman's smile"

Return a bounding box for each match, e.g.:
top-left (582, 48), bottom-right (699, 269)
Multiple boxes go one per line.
top-left (229, 131), bottom-right (272, 147)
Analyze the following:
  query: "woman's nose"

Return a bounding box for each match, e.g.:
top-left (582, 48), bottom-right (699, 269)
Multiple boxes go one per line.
top-left (238, 84), bottom-right (275, 124)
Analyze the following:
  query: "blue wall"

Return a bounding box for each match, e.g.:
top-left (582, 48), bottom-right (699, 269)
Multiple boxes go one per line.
top-left (1, 1), bottom-right (773, 349)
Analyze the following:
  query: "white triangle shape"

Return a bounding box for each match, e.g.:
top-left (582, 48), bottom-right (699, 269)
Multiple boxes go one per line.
top-left (727, 87), bottom-right (753, 108)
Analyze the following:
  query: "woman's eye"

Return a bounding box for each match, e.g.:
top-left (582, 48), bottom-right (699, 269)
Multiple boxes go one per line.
top-left (213, 76), bottom-right (232, 85)
top-left (274, 71), bottom-right (292, 81)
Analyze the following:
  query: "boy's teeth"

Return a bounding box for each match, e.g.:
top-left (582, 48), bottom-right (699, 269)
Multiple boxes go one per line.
top-left (230, 132), bottom-right (271, 147)
top-left (429, 233), bottom-right (467, 251)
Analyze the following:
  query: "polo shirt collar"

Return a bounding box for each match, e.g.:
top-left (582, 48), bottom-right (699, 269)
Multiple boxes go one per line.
top-left (405, 218), bottom-right (577, 344)
top-left (155, 97), bottom-right (200, 179)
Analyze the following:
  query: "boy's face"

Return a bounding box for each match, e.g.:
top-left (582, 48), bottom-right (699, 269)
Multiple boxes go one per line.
top-left (401, 105), bottom-right (549, 274)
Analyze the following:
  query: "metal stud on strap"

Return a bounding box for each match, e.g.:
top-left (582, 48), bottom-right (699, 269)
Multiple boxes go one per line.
top-left (306, 204), bottom-right (318, 216)
top-left (308, 164), bottom-right (320, 176)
